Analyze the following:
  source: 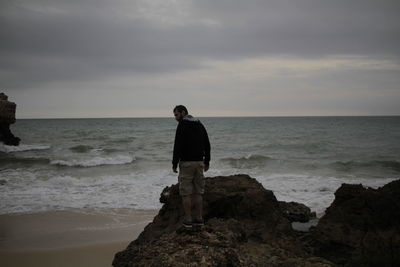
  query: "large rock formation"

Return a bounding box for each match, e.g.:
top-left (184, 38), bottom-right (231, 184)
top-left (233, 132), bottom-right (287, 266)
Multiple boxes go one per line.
top-left (113, 175), bottom-right (333, 266)
top-left (309, 179), bottom-right (400, 266)
top-left (113, 175), bottom-right (400, 266)
top-left (0, 92), bottom-right (20, 146)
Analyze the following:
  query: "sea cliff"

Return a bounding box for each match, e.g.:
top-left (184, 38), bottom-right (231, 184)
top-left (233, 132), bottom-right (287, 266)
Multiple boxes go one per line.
top-left (0, 92), bottom-right (20, 145)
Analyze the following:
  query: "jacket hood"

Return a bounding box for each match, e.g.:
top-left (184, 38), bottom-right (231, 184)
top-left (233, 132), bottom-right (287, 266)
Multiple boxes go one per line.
top-left (183, 114), bottom-right (199, 122)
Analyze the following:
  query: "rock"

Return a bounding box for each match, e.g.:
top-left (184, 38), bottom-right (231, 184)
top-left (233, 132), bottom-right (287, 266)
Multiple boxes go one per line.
top-left (0, 92), bottom-right (20, 146)
top-left (113, 175), bottom-right (400, 266)
top-left (133, 175), bottom-right (292, 245)
top-left (113, 175), bottom-right (334, 266)
top-left (114, 217), bottom-right (334, 267)
top-left (0, 92), bottom-right (8, 100)
top-left (278, 201), bottom-right (317, 223)
top-left (310, 179), bottom-right (400, 266)
top-left (292, 218), bottom-right (319, 232)
top-left (0, 92), bottom-right (15, 124)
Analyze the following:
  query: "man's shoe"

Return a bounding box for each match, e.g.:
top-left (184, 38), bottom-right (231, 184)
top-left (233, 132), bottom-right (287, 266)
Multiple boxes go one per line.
top-left (182, 221), bottom-right (192, 228)
top-left (192, 219), bottom-right (204, 226)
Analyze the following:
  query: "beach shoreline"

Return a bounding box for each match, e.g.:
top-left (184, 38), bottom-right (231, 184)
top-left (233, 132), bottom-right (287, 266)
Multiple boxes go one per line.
top-left (0, 208), bottom-right (158, 267)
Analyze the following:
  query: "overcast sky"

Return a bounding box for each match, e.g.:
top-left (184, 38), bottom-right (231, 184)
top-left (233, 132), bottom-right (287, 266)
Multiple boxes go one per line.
top-left (1, 0), bottom-right (400, 118)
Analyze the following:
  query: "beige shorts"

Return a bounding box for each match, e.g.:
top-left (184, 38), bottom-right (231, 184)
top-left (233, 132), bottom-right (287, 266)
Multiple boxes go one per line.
top-left (178, 161), bottom-right (205, 196)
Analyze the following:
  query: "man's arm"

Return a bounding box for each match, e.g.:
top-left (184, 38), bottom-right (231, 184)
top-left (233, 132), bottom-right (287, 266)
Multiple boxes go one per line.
top-left (202, 124), bottom-right (211, 171)
top-left (172, 123), bottom-right (183, 172)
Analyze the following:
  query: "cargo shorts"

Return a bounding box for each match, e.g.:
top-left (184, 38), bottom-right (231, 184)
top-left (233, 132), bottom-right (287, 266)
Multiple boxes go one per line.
top-left (178, 161), bottom-right (205, 196)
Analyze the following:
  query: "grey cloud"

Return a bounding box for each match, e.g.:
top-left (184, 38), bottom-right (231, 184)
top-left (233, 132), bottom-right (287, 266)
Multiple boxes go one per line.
top-left (1, 0), bottom-right (400, 89)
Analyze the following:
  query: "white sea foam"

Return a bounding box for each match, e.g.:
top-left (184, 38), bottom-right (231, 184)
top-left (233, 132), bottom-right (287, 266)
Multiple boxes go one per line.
top-left (257, 173), bottom-right (398, 215)
top-left (50, 154), bottom-right (135, 167)
top-left (0, 143), bottom-right (51, 153)
top-left (0, 166), bottom-right (398, 215)
top-left (0, 168), bottom-right (176, 214)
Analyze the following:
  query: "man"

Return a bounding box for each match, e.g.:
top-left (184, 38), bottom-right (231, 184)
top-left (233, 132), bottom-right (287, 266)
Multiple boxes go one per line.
top-left (172, 105), bottom-right (210, 228)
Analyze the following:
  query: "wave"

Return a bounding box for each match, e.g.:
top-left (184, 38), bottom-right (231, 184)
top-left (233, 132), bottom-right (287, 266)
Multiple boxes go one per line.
top-left (69, 145), bottom-right (94, 153)
top-left (0, 144), bottom-right (51, 153)
top-left (102, 148), bottom-right (121, 154)
top-left (0, 156), bottom-right (51, 165)
top-left (265, 142), bottom-right (328, 153)
top-left (220, 154), bottom-right (273, 168)
top-left (331, 160), bottom-right (400, 173)
top-left (50, 154), bottom-right (135, 167)
top-left (108, 138), bottom-right (134, 144)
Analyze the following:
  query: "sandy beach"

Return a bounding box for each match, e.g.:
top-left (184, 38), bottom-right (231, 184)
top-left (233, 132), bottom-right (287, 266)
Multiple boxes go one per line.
top-left (0, 209), bottom-right (158, 267)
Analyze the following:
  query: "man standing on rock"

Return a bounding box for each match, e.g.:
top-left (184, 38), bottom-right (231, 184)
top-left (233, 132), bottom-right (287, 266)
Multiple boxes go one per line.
top-left (172, 105), bottom-right (210, 228)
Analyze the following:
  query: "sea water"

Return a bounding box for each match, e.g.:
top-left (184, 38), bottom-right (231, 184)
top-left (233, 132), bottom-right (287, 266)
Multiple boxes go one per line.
top-left (1, 116), bottom-right (399, 215)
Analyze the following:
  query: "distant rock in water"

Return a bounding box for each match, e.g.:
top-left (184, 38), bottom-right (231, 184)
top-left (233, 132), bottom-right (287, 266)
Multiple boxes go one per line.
top-left (309, 179), bottom-right (400, 266)
top-left (278, 201), bottom-right (317, 223)
top-left (0, 92), bottom-right (20, 146)
top-left (113, 175), bottom-right (333, 266)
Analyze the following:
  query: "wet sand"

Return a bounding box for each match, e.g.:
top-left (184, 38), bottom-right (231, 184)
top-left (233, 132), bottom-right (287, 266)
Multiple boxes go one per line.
top-left (0, 209), bottom-right (158, 267)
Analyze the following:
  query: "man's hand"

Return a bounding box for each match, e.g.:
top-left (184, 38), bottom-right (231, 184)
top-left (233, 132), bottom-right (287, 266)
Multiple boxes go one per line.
top-left (173, 167), bottom-right (178, 173)
top-left (204, 164), bottom-right (209, 172)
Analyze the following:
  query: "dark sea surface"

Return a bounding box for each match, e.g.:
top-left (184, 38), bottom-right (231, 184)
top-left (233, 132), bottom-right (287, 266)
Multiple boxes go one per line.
top-left (1, 116), bottom-right (399, 214)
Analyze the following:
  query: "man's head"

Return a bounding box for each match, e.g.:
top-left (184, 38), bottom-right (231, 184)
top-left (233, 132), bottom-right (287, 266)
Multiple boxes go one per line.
top-left (173, 105), bottom-right (188, 121)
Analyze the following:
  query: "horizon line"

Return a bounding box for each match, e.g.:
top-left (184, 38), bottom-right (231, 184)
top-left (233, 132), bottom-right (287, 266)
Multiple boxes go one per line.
top-left (15, 114), bottom-right (400, 120)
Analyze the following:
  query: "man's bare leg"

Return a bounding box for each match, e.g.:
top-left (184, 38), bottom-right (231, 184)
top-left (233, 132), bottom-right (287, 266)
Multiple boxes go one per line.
top-left (182, 195), bottom-right (192, 222)
top-left (193, 194), bottom-right (203, 221)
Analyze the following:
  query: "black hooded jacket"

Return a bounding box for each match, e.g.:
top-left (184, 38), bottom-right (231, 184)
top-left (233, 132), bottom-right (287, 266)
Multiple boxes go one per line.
top-left (172, 116), bottom-right (210, 169)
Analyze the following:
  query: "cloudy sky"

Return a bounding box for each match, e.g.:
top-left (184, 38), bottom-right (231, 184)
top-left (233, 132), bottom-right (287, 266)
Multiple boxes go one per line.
top-left (1, 0), bottom-right (400, 118)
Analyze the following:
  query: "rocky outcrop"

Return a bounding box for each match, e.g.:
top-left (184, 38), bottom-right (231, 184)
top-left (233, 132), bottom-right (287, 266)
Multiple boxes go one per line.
top-left (113, 175), bottom-right (333, 266)
top-left (114, 217), bottom-right (333, 267)
top-left (0, 92), bottom-right (20, 146)
top-left (113, 175), bottom-right (400, 266)
top-left (134, 174), bottom-right (291, 244)
top-left (309, 179), bottom-right (400, 266)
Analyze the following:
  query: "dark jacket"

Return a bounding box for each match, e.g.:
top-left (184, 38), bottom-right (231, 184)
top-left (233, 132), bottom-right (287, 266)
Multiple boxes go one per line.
top-left (172, 115), bottom-right (210, 169)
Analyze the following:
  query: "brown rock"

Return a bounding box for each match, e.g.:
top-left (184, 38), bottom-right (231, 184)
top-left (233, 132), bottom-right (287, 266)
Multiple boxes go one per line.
top-left (134, 175), bottom-right (292, 245)
top-left (114, 217), bottom-right (334, 267)
top-left (113, 175), bottom-right (334, 267)
top-left (0, 93), bottom-right (16, 124)
top-left (0, 92), bottom-right (8, 100)
top-left (279, 201), bottom-right (317, 223)
top-left (310, 179), bottom-right (400, 266)
top-left (0, 92), bottom-right (20, 145)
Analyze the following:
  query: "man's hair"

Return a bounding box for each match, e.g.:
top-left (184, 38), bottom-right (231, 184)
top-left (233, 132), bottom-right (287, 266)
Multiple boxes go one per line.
top-left (173, 105), bottom-right (188, 114)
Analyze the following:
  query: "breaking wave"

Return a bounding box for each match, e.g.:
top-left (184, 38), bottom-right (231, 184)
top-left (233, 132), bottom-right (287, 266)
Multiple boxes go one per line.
top-left (50, 154), bottom-right (135, 167)
top-left (331, 160), bottom-right (400, 173)
top-left (0, 156), bottom-right (51, 165)
top-left (220, 154), bottom-right (273, 168)
top-left (0, 144), bottom-right (51, 153)
top-left (69, 145), bottom-right (94, 153)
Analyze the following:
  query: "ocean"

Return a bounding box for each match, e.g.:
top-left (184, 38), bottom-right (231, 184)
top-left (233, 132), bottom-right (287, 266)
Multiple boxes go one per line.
top-left (1, 116), bottom-right (399, 215)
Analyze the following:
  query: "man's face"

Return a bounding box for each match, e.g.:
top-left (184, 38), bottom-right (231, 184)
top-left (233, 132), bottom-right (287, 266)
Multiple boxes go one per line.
top-left (174, 110), bottom-right (185, 121)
